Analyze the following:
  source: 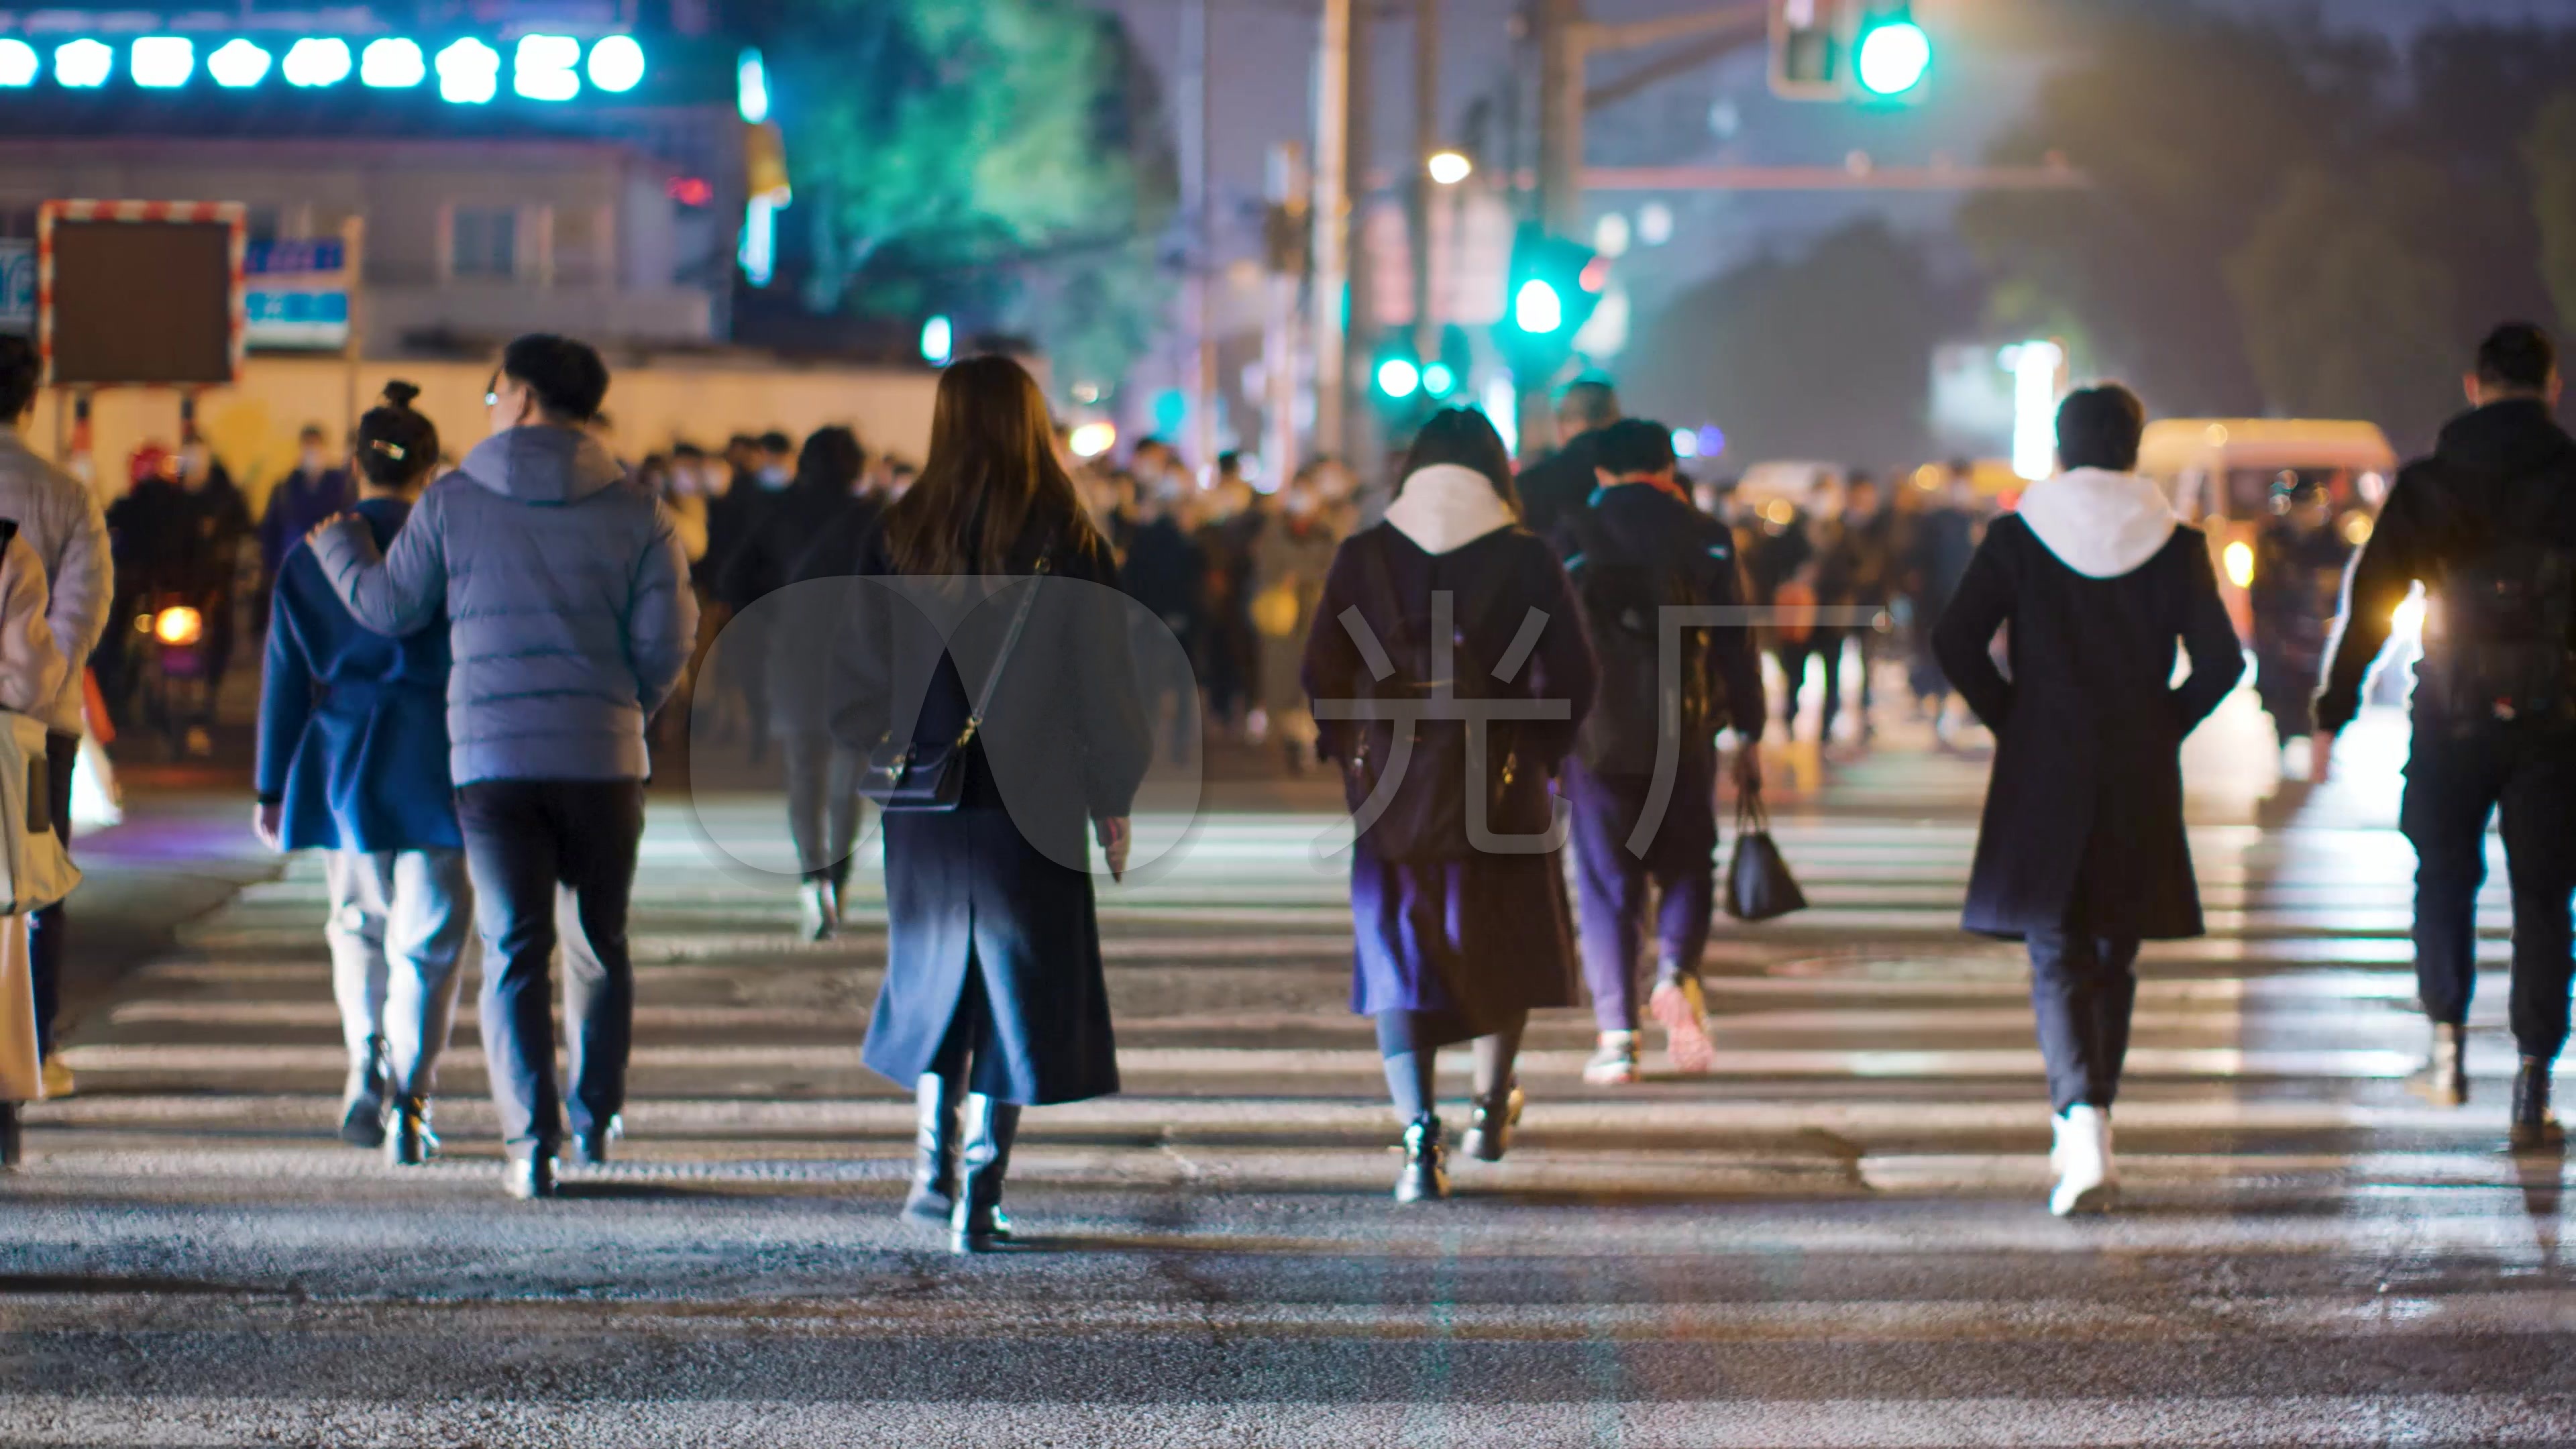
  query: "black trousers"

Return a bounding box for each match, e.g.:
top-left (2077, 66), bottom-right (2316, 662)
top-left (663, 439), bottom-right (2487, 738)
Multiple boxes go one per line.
top-left (1774, 630), bottom-right (1847, 743)
top-left (2029, 909), bottom-right (2141, 1116)
top-left (454, 778), bottom-right (646, 1157)
top-left (28, 732), bottom-right (74, 1059)
top-left (2401, 724), bottom-right (2576, 1059)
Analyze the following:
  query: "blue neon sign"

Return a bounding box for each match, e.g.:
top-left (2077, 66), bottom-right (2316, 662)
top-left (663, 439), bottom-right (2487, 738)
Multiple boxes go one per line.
top-left (0, 32), bottom-right (644, 100)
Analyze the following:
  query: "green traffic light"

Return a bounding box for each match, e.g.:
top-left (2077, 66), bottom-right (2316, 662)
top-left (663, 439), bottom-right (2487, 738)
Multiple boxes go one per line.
top-left (1513, 279), bottom-right (1564, 335)
top-left (1855, 19), bottom-right (1930, 96)
top-left (1376, 357), bottom-right (1421, 398)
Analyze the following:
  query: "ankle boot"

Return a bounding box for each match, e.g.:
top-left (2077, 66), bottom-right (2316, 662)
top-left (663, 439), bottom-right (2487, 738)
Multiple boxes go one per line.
top-left (1394, 1114), bottom-right (1449, 1203)
top-left (1460, 1084), bottom-right (1523, 1163)
top-left (902, 1073), bottom-right (963, 1224)
top-left (2409, 1022), bottom-right (2470, 1107)
top-left (2049, 1105), bottom-right (2117, 1216)
top-left (385, 1095), bottom-right (438, 1167)
top-left (0, 1101), bottom-right (19, 1169)
top-left (339, 1035), bottom-right (388, 1148)
top-left (798, 879), bottom-right (839, 943)
top-left (951, 1094), bottom-right (1021, 1253)
top-left (2512, 1057), bottom-right (2563, 1150)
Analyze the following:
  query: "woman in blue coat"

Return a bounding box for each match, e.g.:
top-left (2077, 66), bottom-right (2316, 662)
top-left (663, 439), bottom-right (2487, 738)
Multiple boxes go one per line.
top-left (255, 383), bottom-right (468, 1166)
top-left (1301, 409), bottom-right (1596, 1203)
top-left (830, 356), bottom-right (1152, 1252)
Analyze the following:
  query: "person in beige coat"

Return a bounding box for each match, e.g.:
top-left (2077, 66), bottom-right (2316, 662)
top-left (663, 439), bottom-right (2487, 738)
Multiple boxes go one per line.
top-left (0, 523), bottom-right (72, 1167)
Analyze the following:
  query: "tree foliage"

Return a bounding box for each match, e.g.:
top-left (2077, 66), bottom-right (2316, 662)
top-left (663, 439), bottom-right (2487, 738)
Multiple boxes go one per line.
top-left (758, 0), bottom-right (1177, 388)
top-left (1960, 7), bottom-right (2575, 450)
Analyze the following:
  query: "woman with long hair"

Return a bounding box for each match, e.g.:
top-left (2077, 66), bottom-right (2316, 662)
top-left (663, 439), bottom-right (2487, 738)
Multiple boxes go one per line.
top-left (832, 356), bottom-right (1152, 1252)
top-left (1301, 407), bottom-right (1595, 1202)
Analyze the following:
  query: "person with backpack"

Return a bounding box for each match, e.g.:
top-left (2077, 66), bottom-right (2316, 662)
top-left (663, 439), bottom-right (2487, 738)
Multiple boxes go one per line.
top-left (2314, 323), bottom-right (2576, 1146)
top-left (1553, 420), bottom-right (1766, 1085)
top-left (1932, 384), bottom-right (2243, 1216)
top-left (1302, 408), bottom-right (1596, 1204)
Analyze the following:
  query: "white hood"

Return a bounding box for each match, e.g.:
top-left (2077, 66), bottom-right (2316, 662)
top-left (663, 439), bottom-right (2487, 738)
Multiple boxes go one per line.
top-left (1383, 464), bottom-right (1519, 555)
top-left (2015, 467), bottom-right (2178, 578)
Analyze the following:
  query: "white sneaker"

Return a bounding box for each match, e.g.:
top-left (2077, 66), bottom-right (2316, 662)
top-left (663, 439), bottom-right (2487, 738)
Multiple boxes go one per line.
top-left (2049, 1105), bottom-right (2118, 1216)
top-left (797, 880), bottom-right (839, 943)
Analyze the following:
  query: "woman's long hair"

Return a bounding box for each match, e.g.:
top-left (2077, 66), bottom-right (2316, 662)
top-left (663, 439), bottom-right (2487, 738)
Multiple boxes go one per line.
top-left (883, 356), bottom-right (1091, 575)
top-left (1395, 407), bottom-right (1520, 513)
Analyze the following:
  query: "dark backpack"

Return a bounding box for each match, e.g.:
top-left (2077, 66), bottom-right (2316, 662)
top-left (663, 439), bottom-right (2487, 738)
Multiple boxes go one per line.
top-left (2423, 466), bottom-right (2576, 727)
top-left (1336, 528), bottom-right (1553, 861)
top-left (1562, 506), bottom-right (1715, 774)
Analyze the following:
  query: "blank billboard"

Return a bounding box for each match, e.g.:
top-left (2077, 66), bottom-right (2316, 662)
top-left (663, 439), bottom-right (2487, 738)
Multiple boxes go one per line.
top-left (46, 219), bottom-right (235, 386)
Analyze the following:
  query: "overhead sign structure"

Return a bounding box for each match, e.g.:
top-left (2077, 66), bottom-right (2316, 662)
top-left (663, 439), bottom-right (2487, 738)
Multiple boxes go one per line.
top-left (38, 199), bottom-right (245, 388)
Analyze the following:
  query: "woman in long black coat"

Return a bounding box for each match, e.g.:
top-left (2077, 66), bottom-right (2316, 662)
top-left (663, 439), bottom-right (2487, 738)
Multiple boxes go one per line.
top-left (1932, 385), bottom-right (2243, 1217)
top-left (830, 357), bottom-right (1152, 1252)
top-left (1302, 408), bottom-right (1595, 1203)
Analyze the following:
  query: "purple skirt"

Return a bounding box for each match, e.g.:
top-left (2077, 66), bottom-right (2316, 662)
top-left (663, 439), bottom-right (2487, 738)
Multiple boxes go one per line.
top-left (1347, 841), bottom-right (1580, 1046)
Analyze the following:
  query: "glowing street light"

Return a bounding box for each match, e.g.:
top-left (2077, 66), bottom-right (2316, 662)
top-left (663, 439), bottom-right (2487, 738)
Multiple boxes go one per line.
top-left (920, 315), bottom-right (953, 366)
top-left (207, 38), bottom-right (271, 88)
top-left (0, 40), bottom-right (34, 86)
top-left (1426, 150), bottom-right (1473, 186)
top-left (736, 48), bottom-right (770, 124)
top-left (436, 38), bottom-right (499, 104)
top-left (1067, 421), bottom-right (1118, 460)
top-left (131, 36), bottom-right (193, 87)
top-left (586, 35), bottom-right (644, 94)
top-left (513, 35), bottom-right (581, 101)
top-left (2006, 339), bottom-right (2064, 482)
top-left (282, 37), bottom-right (352, 87)
top-left (55, 39), bottom-right (113, 88)
top-left (360, 38), bottom-right (424, 88)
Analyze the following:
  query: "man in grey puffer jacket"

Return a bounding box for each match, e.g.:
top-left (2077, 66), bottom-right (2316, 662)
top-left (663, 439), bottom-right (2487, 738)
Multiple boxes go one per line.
top-left (311, 334), bottom-right (696, 1199)
top-left (0, 337), bottom-right (112, 1099)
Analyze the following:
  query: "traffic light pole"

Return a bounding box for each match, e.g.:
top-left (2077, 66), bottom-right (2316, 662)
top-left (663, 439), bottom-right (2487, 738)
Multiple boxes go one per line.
top-left (1411, 0), bottom-right (1440, 366)
top-left (1309, 0), bottom-right (1352, 471)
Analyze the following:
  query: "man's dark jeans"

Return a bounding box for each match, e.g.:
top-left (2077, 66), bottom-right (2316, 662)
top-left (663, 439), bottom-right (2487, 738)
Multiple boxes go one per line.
top-left (28, 732), bottom-right (74, 1059)
top-left (2402, 721), bottom-right (2576, 1059)
top-left (2029, 908), bottom-right (2141, 1118)
top-left (455, 778), bottom-right (647, 1159)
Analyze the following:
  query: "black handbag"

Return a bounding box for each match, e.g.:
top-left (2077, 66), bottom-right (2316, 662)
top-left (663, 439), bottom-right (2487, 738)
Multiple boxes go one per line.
top-left (859, 559), bottom-right (1048, 812)
top-left (1724, 792), bottom-right (1807, 921)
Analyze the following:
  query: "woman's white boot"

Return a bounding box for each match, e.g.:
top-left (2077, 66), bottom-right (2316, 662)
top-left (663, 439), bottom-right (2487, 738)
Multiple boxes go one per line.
top-left (2049, 1104), bottom-right (2118, 1216)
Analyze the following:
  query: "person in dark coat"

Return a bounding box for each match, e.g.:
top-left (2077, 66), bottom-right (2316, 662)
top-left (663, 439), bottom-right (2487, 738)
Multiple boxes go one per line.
top-left (2248, 479), bottom-right (2354, 756)
top-left (258, 424), bottom-right (356, 583)
top-left (1118, 484), bottom-right (1205, 765)
top-left (830, 356), bottom-right (1152, 1253)
top-left (1511, 378), bottom-right (1620, 538)
top-left (716, 427), bottom-right (883, 941)
top-left (1904, 464), bottom-right (1982, 729)
top-left (254, 384), bottom-right (468, 1166)
top-left (1302, 407), bottom-right (1597, 1204)
top-left (174, 441), bottom-right (253, 752)
top-left (1816, 472), bottom-right (1896, 747)
top-left (1932, 384), bottom-right (2243, 1217)
top-left (1552, 420), bottom-right (1766, 1087)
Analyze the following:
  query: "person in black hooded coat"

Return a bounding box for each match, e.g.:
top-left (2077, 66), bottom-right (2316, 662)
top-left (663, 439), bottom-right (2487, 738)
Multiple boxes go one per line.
top-left (1933, 384), bottom-right (2242, 1218)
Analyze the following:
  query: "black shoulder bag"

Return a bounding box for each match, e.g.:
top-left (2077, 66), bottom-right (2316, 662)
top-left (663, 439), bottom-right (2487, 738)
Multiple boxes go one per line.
top-left (859, 559), bottom-right (1049, 812)
top-left (1724, 790), bottom-right (1807, 921)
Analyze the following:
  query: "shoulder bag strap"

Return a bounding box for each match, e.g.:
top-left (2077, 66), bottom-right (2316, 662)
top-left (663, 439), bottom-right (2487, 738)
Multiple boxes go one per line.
top-left (958, 555), bottom-right (1050, 746)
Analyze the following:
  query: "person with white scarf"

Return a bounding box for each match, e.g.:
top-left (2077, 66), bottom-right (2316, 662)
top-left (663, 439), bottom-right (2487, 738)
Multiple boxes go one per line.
top-left (1933, 385), bottom-right (2244, 1216)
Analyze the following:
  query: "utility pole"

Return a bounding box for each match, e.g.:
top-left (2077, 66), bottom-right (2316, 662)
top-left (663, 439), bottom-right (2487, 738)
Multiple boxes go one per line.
top-left (1410, 0), bottom-right (1440, 363)
top-left (1536, 0), bottom-right (1585, 237)
top-left (1309, 0), bottom-right (1352, 470)
top-left (1341, 0), bottom-right (1376, 469)
top-left (1180, 0), bottom-right (1219, 480)
top-left (1263, 142), bottom-right (1308, 486)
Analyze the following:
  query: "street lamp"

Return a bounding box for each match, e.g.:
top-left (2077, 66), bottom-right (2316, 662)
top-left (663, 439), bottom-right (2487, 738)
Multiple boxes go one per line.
top-left (1426, 150), bottom-right (1473, 186)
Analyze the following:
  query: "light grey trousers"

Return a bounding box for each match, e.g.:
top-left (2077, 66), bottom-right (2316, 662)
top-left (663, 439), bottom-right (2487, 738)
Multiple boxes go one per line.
top-left (324, 848), bottom-right (474, 1098)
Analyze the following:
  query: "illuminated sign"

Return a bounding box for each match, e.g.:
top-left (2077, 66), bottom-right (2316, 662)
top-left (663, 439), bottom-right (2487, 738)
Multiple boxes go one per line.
top-left (0, 32), bottom-right (644, 101)
top-left (244, 237), bottom-right (352, 350)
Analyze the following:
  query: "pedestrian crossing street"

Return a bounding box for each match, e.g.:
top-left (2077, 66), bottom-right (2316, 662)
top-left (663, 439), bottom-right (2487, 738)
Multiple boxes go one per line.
top-left (11, 751), bottom-right (2576, 1446)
